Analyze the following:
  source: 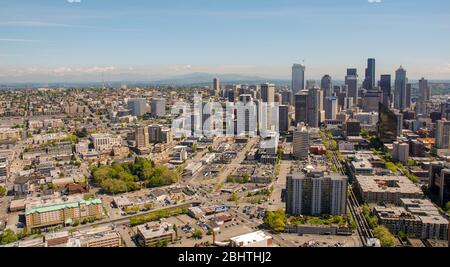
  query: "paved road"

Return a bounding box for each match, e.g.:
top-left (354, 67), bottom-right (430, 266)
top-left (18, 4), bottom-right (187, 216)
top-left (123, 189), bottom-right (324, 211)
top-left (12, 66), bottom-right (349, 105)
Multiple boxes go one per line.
top-left (267, 160), bottom-right (291, 211)
top-left (214, 137), bottom-right (258, 185)
top-left (69, 201), bottom-right (199, 232)
top-left (118, 226), bottom-right (136, 247)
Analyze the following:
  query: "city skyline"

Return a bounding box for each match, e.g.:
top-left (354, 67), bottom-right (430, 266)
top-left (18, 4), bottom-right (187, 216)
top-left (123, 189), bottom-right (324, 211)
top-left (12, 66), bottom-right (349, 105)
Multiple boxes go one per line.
top-left (1, 0), bottom-right (450, 82)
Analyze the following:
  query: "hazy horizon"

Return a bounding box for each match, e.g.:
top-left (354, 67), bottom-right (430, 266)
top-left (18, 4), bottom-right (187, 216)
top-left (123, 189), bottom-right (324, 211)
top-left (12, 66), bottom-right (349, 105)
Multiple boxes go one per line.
top-left (1, 0), bottom-right (450, 83)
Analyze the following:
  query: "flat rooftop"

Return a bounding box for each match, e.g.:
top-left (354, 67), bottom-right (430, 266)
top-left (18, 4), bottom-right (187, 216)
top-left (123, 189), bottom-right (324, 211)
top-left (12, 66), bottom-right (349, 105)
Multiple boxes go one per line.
top-left (356, 175), bottom-right (423, 195)
top-left (230, 231), bottom-right (272, 246)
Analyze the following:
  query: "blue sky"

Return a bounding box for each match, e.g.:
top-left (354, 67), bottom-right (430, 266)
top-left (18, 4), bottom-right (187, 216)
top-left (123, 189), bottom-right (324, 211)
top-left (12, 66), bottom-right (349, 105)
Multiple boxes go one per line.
top-left (0, 0), bottom-right (449, 82)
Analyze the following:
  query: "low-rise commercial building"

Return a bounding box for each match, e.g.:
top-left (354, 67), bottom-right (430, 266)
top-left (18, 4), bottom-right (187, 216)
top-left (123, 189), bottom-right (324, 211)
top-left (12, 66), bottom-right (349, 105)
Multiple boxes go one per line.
top-left (355, 175), bottom-right (423, 205)
top-left (136, 222), bottom-right (175, 247)
top-left (229, 231), bottom-right (273, 247)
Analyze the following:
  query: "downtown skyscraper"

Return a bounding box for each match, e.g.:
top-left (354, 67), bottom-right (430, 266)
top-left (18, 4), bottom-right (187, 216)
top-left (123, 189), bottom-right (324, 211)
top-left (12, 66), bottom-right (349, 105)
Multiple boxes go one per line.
top-left (321, 75), bottom-right (333, 99)
top-left (292, 63), bottom-right (306, 95)
top-left (363, 58), bottom-right (376, 90)
top-left (345, 68), bottom-right (358, 106)
top-left (419, 78), bottom-right (431, 102)
top-left (394, 66), bottom-right (408, 110)
top-left (379, 74), bottom-right (392, 108)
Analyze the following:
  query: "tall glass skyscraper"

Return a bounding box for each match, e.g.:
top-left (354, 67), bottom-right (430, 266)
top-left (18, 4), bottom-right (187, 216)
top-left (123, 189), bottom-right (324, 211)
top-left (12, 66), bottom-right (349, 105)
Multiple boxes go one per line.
top-left (378, 102), bottom-right (401, 144)
top-left (345, 68), bottom-right (358, 105)
top-left (292, 64), bottom-right (306, 95)
top-left (321, 75), bottom-right (333, 99)
top-left (379, 74), bottom-right (392, 108)
top-left (363, 58), bottom-right (376, 90)
top-left (394, 66), bottom-right (408, 110)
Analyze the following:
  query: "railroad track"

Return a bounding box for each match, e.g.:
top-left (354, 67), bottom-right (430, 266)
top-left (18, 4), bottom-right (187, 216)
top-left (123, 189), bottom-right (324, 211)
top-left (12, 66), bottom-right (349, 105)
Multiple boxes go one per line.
top-left (329, 150), bottom-right (374, 246)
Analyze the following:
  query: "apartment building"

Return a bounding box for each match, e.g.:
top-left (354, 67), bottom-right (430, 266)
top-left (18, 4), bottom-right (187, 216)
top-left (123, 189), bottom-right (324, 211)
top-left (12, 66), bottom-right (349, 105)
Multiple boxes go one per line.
top-left (286, 170), bottom-right (348, 216)
top-left (25, 195), bottom-right (103, 230)
top-left (374, 199), bottom-right (448, 240)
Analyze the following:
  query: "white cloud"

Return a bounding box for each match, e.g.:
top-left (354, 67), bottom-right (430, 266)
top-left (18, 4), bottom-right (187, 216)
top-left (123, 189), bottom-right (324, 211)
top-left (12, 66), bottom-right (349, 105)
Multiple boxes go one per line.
top-left (0, 66), bottom-right (116, 77)
top-left (0, 38), bottom-right (43, 43)
top-left (0, 21), bottom-right (72, 27)
top-left (368, 0), bottom-right (382, 3)
top-left (66, 0), bottom-right (82, 3)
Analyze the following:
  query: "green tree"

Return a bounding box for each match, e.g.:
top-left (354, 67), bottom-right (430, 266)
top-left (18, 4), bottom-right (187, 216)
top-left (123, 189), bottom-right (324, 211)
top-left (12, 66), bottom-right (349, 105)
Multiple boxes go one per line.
top-left (406, 159), bottom-right (416, 167)
top-left (360, 129), bottom-right (369, 138)
top-left (192, 229), bottom-right (203, 240)
top-left (373, 226), bottom-right (396, 247)
top-left (242, 174), bottom-right (250, 184)
top-left (0, 229), bottom-right (18, 245)
top-left (385, 162), bottom-right (397, 173)
top-left (445, 201), bottom-right (450, 212)
top-left (0, 186), bottom-right (6, 197)
top-left (75, 127), bottom-right (88, 138)
top-left (229, 192), bottom-right (240, 205)
top-left (263, 209), bottom-right (286, 232)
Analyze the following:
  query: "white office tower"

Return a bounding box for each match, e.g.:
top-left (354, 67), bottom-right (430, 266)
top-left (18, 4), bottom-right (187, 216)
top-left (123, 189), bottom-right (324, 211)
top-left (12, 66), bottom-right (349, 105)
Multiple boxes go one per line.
top-left (261, 83), bottom-right (276, 130)
top-left (151, 97), bottom-right (166, 117)
top-left (203, 101), bottom-right (224, 138)
top-left (213, 78), bottom-right (221, 95)
top-left (236, 94), bottom-right (257, 137)
top-left (292, 64), bottom-right (306, 95)
top-left (394, 66), bottom-right (408, 110)
top-left (293, 124), bottom-right (309, 159)
top-left (324, 96), bottom-right (338, 120)
top-left (393, 142), bottom-right (409, 163)
top-left (127, 98), bottom-right (148, 117)
top-left (435, 120), bottom-right (450, 149)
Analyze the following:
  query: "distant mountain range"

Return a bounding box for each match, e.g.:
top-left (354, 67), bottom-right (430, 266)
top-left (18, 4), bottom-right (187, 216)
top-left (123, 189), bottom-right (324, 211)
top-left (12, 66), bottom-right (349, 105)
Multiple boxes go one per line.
top-left (1, 72), bottom-right (450, 89)
top-left (0, 72), bottom-right (291, 88)
top-left (149, 72), bottom-right (290, 86)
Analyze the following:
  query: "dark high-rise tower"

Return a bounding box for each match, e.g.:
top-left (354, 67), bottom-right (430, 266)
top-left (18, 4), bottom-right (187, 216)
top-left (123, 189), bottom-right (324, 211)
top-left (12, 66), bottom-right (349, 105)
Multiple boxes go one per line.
top-left (295, 91), bottom-right (308, 125)
top-left (394, 66), bottom-right (408, 110)
top-left (345, 68), bottom-right (358, 105)
top-left (363, 58), bottom-right (376, 90)
top-left (321, 75), bottom-right (333, 99)
top-left (379, 74), bottom-right (392, 108)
